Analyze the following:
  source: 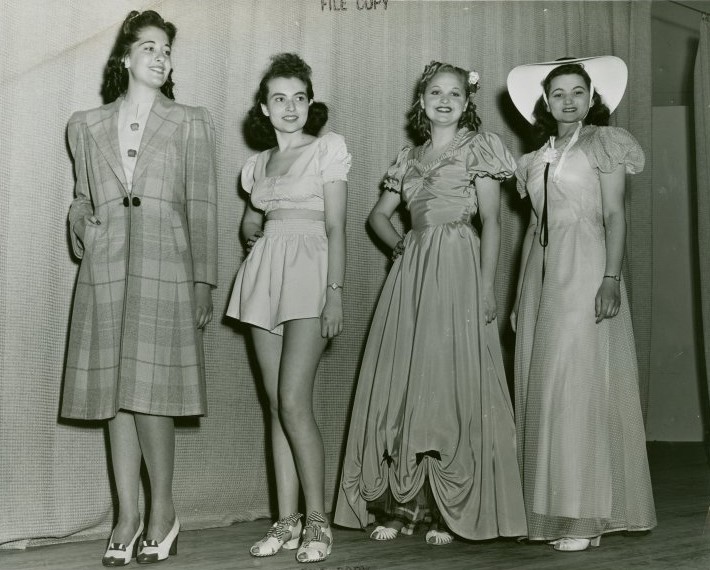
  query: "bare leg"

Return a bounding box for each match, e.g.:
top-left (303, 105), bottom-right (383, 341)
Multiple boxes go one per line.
top-left (107, 411), bottom-right (142, 544)
top-left (278, 318), bottom-right (328, 517)
top-left (135, 413), bottom-right (176, 541)
top-left (252, 327), bottom-right (300, 517)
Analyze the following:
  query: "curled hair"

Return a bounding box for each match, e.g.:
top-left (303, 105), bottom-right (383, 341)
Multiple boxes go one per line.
top-left (406, 61), bottom-right (482, 145)
top-left (244, 53), bottom-right (329, 150)
top-left (101, 10), bottom-right (177, 104)
top-left (531, 62), bottom-right (611, 142)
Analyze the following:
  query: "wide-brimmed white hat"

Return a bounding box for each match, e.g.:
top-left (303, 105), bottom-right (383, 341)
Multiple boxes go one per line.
top-left (507, 56), bottom-right (628, 124)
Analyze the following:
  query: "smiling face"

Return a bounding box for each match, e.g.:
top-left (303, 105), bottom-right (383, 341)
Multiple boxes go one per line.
top-left (420, 71), bottom-right (468, 128)
top-left (124, 26), bottom-right (172, 90)
top-left (546, 73), bottom-right (592, 126)
top-left (260, 76), bottom-right (312, 134)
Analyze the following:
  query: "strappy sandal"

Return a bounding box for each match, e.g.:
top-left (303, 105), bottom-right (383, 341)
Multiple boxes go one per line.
top-left (370, 525), bottom-right (400, 541)
top-left (296, 512), bottom-right (332, 563)
top-left (250, 512), bottom-right (302, 557)
top-left (425, 529), bottom-right (453, 545)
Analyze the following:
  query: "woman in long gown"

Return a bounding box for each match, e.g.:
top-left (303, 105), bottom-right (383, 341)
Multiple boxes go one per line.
top-left (507, 56), bottom-right (656, 551)
top-left (335, 61), bottom-right (527, 544)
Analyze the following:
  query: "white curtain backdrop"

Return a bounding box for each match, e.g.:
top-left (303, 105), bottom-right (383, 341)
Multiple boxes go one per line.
top-left (0, 0), bottom-right (652, 548)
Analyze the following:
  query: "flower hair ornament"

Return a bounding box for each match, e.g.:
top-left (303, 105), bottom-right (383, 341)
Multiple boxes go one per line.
top-left (468, 70), bottom-right (480, 99)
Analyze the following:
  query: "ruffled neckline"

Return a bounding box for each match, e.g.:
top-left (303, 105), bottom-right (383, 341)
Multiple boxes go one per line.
top-left (410, 128), bottom-right (470, 170)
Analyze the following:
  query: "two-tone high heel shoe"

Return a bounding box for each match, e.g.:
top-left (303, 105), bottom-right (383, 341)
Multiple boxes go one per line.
top-left (102, 521), bottom-right (144, 566)
top-left (136, 518), bottom-right (180, 564)
top-left (296, 511), bottom-right (332, 563)
top-left (550, 535), bottom-right (601, 551)
top-left (250, 512), bottom-right (303, 557)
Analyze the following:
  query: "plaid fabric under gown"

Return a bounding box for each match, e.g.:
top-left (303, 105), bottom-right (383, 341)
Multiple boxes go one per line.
top-left (61, 93), bottom-right (217, 420)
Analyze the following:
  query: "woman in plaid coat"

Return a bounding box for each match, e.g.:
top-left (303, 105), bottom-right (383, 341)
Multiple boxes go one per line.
top-left (61, 10), bottom-right (217, 565)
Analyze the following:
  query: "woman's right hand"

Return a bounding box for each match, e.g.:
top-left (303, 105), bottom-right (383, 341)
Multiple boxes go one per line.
top-left (391, 239), bottom-right (405, 261)
top-left (245, 230), bottom-right (263, 253)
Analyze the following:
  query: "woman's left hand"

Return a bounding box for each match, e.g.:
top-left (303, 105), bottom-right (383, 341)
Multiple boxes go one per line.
top-left (595, 279), bottom-right (621, 323)
top-left (483, 289), bottom-right (497, 325)
top-left (194, 282), bottom-right (213, 329)
top-left (320, 297), bottom-right (343, 338)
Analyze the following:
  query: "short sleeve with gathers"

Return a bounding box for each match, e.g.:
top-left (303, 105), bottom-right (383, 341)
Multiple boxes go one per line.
top-left (240, 154), bottom-right (259, 194)
top-left (515, 153), bottom-right (534, 198)
top-left (586, 126), bottom-right (645, 175)
top-left (319, 132), bottom-right (351, 183)
top-left (466, 132), bottom-right (517, 181)
top-left (382, 146), bottom-right (412, 194)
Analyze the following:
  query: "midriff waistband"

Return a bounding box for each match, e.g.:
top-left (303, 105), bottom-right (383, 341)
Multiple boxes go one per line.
top-left (266, 208), bottom-right (325, 221)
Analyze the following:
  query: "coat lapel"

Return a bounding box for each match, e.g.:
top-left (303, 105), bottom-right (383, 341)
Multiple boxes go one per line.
top-left (87, 99), bottom-right (127, 190)
top-left (133, 93), bottom-right (183, 186)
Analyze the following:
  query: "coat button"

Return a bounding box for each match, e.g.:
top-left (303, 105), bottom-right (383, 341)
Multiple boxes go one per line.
top-left (123, 197), bottom-right (130, 207)
top-left (132, 196), bottom-right (141, 207)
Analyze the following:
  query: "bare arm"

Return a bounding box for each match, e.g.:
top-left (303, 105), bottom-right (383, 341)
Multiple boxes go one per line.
top-left (476, 177), bottom-right (502, 324)
top-left (368, 190), bottom-right (403, 252)
top-left (240, 201), bottom-right (265, 250)
top-left (595, 165), bottom-right (627, 323)
top-left (321, 180), bottom-right (348, 338)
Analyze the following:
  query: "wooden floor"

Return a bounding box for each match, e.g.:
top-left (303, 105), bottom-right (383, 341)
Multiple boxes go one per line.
top-left (4, 443), bottom-right (710, 570)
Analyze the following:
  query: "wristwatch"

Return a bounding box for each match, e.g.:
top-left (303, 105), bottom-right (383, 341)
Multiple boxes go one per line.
top-left (328, 282), bottom-right (343, 291)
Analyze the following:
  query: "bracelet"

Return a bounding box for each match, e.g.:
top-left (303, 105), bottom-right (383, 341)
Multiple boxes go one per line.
top-left (603, 274), bottom-right (621, 281)
top-left (328, 282), bottom-right (343, 291)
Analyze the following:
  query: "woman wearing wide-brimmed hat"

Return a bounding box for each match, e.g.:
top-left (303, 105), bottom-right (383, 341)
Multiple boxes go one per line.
top-left (507, 56), bottom-right (656, 552)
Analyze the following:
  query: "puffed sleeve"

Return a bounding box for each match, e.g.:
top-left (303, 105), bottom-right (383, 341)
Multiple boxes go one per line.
top-left (382, 146), bottom-right (412, 194)
top-left (319, 131), bottom-right (352, 183)
top-left (185, 106), bottom-right (218, 287)
top-left (587, 126), bottom-right (645, 174)
top-left (515, 153), bottom-right (534, 198)
top-left (240, 153), bottom-right (259, 194)
top-left (466, 131), bottom-right (517, 181)
top-left (67, 111), bottom-right (94, 259)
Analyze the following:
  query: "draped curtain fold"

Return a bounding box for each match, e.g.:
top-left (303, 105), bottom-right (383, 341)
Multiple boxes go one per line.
top-left (695, 15), bottom-right (710, 450)
top-left (0, 0), bottom-right (652, 548)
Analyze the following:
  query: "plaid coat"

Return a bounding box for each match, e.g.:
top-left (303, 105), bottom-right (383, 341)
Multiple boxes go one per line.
top-left (62, 93), bottom-right (217, 420)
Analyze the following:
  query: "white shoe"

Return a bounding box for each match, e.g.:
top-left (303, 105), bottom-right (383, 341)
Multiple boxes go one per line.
top-left (136, 518), bottom-right (179, 563)
top-left (296, 512), bottom-right (332, 563)
top-left (250, 513), bottom-right (302, 557)
top-left (370, 525), bottom-right (400, 541)
top-left (425, 529), bottom-right (453, 545)
top-left (102, 521), bottom-right (144, 566)
top-left (550, 535), bottom-right (601, 551)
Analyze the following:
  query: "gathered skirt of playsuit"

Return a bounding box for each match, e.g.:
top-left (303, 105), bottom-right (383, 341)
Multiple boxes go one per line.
top-left (226, 218), bottom-right (327, 335)
top-left (335, 219), bottom-right (527, 540)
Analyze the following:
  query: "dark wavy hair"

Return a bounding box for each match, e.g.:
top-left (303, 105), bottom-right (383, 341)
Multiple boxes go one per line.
top-left (244, 53), bottom-right (329, 150)
top-left (406, 61), bottom-right (482, 145)
top-left (532, 61), bottom-right (610, 142)
top-left (101, 10), bottom-right (176, 104)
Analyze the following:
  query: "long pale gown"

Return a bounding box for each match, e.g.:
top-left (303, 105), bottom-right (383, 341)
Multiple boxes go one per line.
top-left (514, 125), bottom-right (657, 540)
top-left (335, 129), bottom-right (527, 540)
